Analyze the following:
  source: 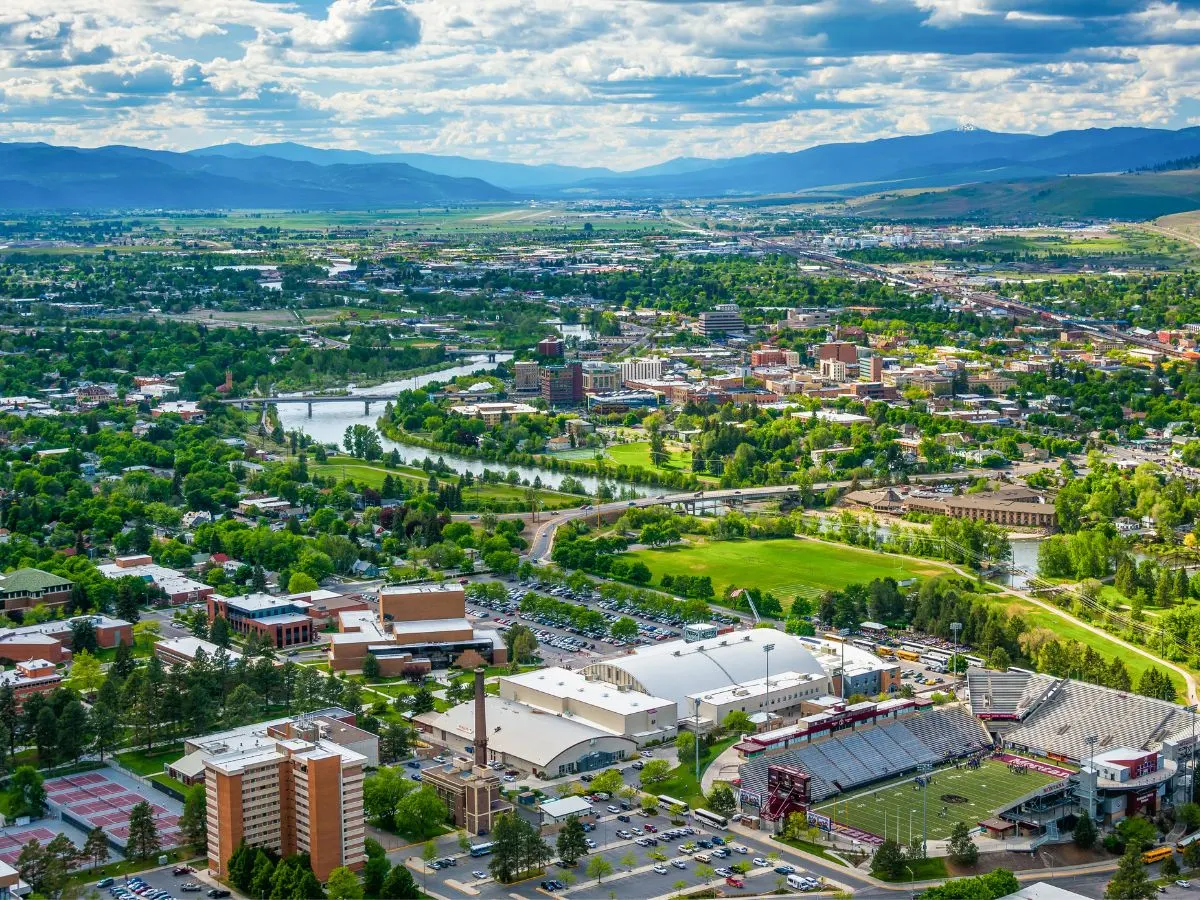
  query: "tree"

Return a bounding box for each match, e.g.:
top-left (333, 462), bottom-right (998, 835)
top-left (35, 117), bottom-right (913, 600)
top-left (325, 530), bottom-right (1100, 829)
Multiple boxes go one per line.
top-left (126, 800), bottom-right (161, 859)
top-left (17, 841), bottom-right (51, 895)
top-left (180, 784), bottom-right (208, 851)
top-left (586, 856), bottom-right (613, 884)
top-left (421, 842), bottom-right (438, 896)
top-left (1184, 840), bottom-right (1200, 870)
top-left (111, 640), bottom-right (137, 679)
top-left (364, 766), bottom-right (418, 831)
top-left (69, 650), bottom-right (104, 694)
top-left (1073, 814), bottom-right (1097, 849)
top-left (250, 850), bottom-right (274, 898)
top-left (557, 816), bottom-right (589, 866)
top-left (948, 821), bottom-right (978, 866)
top-left (589, 769), bottom-right (625, 796)
top-left (90, 678), bottom-right (120, 761)
top-left (35, 704), bottom-right (57, 766)
top-left (871, 839), bottom-right (905, 879)
top-left (380, 864), bottom-right (421, 899)
top-left (133, 619), bottom-right (162, 652)
top-left (676, 731), bottom-right (696, 764)
top-left (7, 765), bottom-right (45, 818)
top-left (56, 700), bottom-right (89, 765)
top-left (697, 864), bottom-right (716, 884)
top-left (362, 653), bottom-right (381, 679)
top-left (209, 616), bottom-right (231, 648)
top-left (1105, 848), bottom-right (1157, 900)
top-left (83, 826), bottom-right (109, 869)
top-left (380, 722), bottom-right (412, 764)
top-left (410, 686), bottom-right (435, 715)
top-left (722, 710), bottom-right (754, 734)
top-left (707, 783), bottom-right (737, 818)
top-left (288, 572), bottom-right (320, 593)
top-left (395, 786), bottom-right (448, 840)
top-left (620, 850), bottom-right (637, 871)
top-left (639, 759), bottom-right (671, 786)
top-left (363, 855), bottom-right (391, 898)
top-left (505, 624), bottom-right (539, 665)
top-left (1115, 815), bottom-right (1158, 853)
top-left (1162, 855), bottom-right (1180, 878)
top-left (611, 617), bottom-right (639, 640)
top-left (326, 866), bottom-right (365, 900)
top-left (490, 812), bottom-right (552, 884)
top-left (226, 683), bottom-right (263, 725)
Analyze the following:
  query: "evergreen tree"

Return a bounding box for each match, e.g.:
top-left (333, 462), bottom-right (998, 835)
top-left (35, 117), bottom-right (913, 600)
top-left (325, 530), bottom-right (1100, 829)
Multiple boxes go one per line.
top-left (1073, 813), bottom-right (1097, 849)
top-left (294, 869), bottom-right (325, 899)
top-left (111, 641), bottom-right (137, 679)
top-left (1105, 848), bottom-right (1157, 900)
top-left (948, 822), bottom-right (978, 866)
top-left (34, 705), bottom-right (57, 767)
top-left (871, 839), bottom-right (905, 879)
top-left (556, 816), bottom-right (588, 866)
top-left (180, 784), bottom-right (208, 851)
top-left (83, 826), bottom-right (109, 869)
top-left (56, 700), bottom-right (89, 765)
top-left (126, 800), bottom-right (161, 859)
top-left (380, 864), bottom-right (420, 899)
top-left (361, 653), bottom-right (381, 679)
top-left (209, 616), bottom-right (231, 647)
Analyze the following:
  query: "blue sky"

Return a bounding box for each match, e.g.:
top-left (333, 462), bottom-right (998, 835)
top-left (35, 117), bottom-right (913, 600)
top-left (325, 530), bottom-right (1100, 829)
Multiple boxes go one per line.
top-left (1, 0), bottom-right (1198, 168)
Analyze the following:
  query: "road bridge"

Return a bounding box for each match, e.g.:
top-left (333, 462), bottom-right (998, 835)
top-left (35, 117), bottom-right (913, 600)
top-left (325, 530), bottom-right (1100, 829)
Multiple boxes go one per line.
top-left (219, 395), bottom-right (398, 416)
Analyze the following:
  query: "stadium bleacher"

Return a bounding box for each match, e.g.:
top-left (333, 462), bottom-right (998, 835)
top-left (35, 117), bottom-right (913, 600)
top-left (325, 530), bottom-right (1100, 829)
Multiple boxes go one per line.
top-left (740, 707), bottom-right (990, 809)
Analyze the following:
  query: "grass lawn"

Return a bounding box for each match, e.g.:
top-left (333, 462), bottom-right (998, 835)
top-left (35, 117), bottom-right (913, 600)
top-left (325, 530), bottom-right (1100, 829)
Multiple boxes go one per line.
top-left (771, 836), bottom-right (847, 865)
top-left (876, 856), bottom-right (948, 881)
top-left (995, 595), bottom-right (1188, 698)
top-left (813, 760), bottom-right (1058, 842)
top-left (624, 538), bottom-right (951, 606)
top-left (149, 773), bottom-right (189, 797)
top-left (116, 744), bottom-right (185, 777)
top-left (649, 735), bottom-right (741, 810)
top-left (605, 442), bottom-right (717, 482)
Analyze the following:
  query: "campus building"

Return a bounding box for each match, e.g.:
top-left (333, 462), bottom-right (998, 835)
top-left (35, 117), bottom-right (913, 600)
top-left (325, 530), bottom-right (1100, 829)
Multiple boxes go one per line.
top-left (539, 362), bottom-right (583, 406)
top-left (208, 593), bottom-right (314, 648)
top-left (420, 670), bottom-right (512, 835)
top-left (328, 583), bottom-right (505, 673)
top-left (512, 360), bottom-right (540, 394)
top-left (205, 724), bottom-right (367, 882)
top-left (0, 614), bottom-right (131, 664)
top-left (0, 568), bottom-right (74, 613)
top-left (98, 555), bottom-right (213, 605)
top-left (0, 659), bottom-right (63, 708)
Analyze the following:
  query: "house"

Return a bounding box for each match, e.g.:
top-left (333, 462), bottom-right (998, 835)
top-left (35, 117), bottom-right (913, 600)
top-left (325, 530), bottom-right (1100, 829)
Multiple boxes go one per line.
top-left (350, 560), bottom-right (379, 578)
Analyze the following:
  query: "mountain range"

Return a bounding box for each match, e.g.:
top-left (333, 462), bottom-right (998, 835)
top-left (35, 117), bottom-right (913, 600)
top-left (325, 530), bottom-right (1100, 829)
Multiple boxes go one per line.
top-left (2, 126), bottom-right (1200, 216)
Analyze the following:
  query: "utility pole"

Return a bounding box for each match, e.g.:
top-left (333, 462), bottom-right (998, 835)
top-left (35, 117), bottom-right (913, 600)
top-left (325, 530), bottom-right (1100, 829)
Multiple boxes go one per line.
top-left (950, 621), bottom-right (962, 680)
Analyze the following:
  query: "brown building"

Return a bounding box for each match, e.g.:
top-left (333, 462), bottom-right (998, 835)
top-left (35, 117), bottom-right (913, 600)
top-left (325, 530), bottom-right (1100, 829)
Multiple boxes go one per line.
top-left (540, 363), bottom-right (583, 406)
top-left (512, 360), bottom-right (540, 393)
top-left (847, 486), bottom-right (1057, 529)
top-left (205, 727), bottom-right (367, 882)
top-left (329, 583), bottom-right (506, 674)
top-left (0, 658), bottom-right (62, 708)
top-left (751, 348), bottom-right (786, 366)
top-left (0, 568), bottom-right (74, 613)
top-left (536, 337), bottom-right (565, 358)
top-left (208, 593), bottom-right (313, 648)
top-left (421, 669), bottom-right (512, 835)
top-left (816, 341), bottom-right (859, 364)
top-left (0, 614), bottom-right (131, 665)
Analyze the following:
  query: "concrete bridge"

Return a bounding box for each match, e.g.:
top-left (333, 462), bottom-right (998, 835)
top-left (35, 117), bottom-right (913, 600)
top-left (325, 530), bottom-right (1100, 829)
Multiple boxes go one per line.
top-left (218, 395), bottom-right (398, 416)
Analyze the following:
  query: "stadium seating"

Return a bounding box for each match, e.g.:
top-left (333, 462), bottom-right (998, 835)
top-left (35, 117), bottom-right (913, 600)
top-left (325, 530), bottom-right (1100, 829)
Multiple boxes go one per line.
top-left (739, 707), bottom-right (990, 812)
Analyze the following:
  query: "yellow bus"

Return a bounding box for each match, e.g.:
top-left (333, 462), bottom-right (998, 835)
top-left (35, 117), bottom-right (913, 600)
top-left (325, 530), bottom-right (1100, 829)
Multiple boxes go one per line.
top-left (1142, 846), bottom-right (1174, 864)
top-left (896, 649), bottom-right (921, 662)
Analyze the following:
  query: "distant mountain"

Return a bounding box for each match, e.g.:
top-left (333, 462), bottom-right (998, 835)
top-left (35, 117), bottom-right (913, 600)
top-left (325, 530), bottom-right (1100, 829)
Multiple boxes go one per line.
top-left (0, 142), bottom-right (512, 209)
top-left (850, 170), bottom-right (1200, 223)
top-left (559, 126), bottom-right (1200, 198)
top-left (189, 141), bottom-right (615, 191)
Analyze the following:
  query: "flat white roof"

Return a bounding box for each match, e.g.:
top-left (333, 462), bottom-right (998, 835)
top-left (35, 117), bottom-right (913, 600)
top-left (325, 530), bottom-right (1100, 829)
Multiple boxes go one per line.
top-left (540, 796), bottom-right (594, 818)
top-left (157, 636), bottom-right (244, 665)
top-left (690, 669), bottom-right (826, 706)
top-left (226, 592), bottom-right (312, 613)
top-left (97, 562), bottom-right (209, 595)
top-left (390, 617), bottom-right (472, 636)
top-left (505, 666), bottom-right (674, 714)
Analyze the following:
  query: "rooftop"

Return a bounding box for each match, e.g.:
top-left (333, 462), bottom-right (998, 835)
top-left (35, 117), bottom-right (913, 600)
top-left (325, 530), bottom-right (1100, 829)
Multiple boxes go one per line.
top-left (225, 592), bottom-right (312, 614)
top-left (0, 567), bottom-right (72, 593)
top-left (504, 666), bottom-right (674, 714)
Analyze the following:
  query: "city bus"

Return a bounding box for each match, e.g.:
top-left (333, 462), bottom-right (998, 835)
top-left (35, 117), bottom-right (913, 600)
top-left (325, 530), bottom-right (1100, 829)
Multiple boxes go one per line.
top-left (657, 795), bottom-right (690, 813)
top-left (694, 808), bottom-right (729, 829)
top-left (921, 652), bottom-right (950, 671)
top-left (1177, 832), bottom-right (1200, 851)
top-left (1142, 846), bottom-right (1174, 864)
top-left (851, 639), bottom-right (876, 652)
top-left (469, 842), bottom-right (495, 857)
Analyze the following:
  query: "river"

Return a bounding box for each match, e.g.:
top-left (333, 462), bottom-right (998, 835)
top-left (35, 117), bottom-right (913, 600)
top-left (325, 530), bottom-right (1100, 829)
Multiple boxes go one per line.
top-left (274, 353), bottom-right (654, 497)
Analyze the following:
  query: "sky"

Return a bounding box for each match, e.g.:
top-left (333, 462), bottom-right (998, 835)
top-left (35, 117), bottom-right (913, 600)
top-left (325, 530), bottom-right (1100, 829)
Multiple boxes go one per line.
top-left (1, 0), bottom-right (1199, 169)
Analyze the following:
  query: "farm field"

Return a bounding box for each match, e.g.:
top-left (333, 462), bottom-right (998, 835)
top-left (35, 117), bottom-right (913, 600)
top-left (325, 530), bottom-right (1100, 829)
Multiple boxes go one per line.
top-left (623, 537), bottom-right (951, 604)
top-left (813, 759), bottom-right (1059, 842)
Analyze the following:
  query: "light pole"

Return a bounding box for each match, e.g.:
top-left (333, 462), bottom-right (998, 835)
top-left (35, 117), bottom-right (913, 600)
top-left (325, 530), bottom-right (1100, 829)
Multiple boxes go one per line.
top-left (950, 622), bottom-right (962, 679)
top-left (694, 697), bottom-right (702, 784)
top-left (905, 864), bottom-right (916, 900)
top-left (1084, 735), bottom-right (1098, 822)
top-left (763, 643), bottom-right (775, 721)
top-left (918, 763), bottom-right (932, 857)
top-left (909, 809), bottom-right (916, 846)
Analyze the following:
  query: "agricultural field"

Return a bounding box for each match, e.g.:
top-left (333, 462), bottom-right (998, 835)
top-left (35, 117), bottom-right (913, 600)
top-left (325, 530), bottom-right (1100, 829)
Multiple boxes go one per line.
top-left (813, 759), bottom-right (1060, 842)
top-left (623, 537), bottom-right (951, 605)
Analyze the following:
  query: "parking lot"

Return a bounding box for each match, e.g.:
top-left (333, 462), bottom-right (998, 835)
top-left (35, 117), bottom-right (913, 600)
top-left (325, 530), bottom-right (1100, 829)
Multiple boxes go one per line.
top-left (400, 803), bottom-right (828, 899)
top-left (96, 863), bottom-right (220, 900)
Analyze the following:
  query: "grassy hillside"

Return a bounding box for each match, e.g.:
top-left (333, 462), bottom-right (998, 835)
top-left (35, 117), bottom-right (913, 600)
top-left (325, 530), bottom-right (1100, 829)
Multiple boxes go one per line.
top-left (852, 169), bottom-right (1200, 223)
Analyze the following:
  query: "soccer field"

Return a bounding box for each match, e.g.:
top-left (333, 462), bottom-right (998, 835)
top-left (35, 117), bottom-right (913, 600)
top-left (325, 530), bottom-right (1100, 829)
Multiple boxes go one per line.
top-left (812, 760), bottom-right (1060, 842)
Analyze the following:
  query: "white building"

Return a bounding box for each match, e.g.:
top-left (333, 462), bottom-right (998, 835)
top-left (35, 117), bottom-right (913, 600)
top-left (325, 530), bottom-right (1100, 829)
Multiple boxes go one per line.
top-left (620, 357), bottom-right (664, 385)
top-left (687, 670), bottom-right (828, 729)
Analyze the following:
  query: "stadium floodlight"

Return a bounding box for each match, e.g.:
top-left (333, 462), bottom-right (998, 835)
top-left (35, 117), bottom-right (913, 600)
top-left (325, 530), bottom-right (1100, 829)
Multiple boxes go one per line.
top-left (950, 622), bottom-right (962, 676)
top-left (763, 643), bottom-right (775, 718)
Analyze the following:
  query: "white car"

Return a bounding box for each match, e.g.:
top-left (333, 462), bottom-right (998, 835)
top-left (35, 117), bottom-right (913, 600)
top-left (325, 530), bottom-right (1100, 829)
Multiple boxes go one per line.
top-left (752, 857), bottom-right (769, 867)
top-left (585, 839), bottom-right (597, 849)
top-left (732, 845), bottom-right (749, 854)
top-left (653, 865), bottom-right (668, 875)
top-left (671, 859), bottom-right (687, 870)
top-left (607, 805), bottom-right (620, 813)
top-left (471, 871), bottom-right (486, 880)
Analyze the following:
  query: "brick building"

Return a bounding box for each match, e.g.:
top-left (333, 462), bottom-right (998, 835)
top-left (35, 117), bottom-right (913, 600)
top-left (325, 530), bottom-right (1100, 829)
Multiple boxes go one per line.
top-left (0, 568), bottom-right (74, 613)
top-left (539, 363), bottom-right (583, 406)
top-left (208, 593), bottom-right (314, 649)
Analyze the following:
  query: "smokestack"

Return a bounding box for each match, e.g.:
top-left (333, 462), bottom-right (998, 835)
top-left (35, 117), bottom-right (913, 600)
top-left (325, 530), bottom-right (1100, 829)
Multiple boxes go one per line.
top-left (473, 667), bottom-right (487, 768)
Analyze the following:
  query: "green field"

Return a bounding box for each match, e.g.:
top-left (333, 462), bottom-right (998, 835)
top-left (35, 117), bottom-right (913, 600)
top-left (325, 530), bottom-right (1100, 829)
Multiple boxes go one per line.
top-left (814, 760), bottom-right (1059, 842)
top-left (624, 538), bottom-right (951, 604)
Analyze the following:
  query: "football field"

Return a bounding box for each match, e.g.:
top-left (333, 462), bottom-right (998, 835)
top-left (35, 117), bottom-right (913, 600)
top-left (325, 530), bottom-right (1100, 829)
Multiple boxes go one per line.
top-left (812, 760), bottom-right (1060, 842)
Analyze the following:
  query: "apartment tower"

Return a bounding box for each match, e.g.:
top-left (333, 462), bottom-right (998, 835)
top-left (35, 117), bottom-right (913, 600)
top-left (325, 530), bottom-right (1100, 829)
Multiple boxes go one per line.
top-left (205, 730), bottom-right (366, 881)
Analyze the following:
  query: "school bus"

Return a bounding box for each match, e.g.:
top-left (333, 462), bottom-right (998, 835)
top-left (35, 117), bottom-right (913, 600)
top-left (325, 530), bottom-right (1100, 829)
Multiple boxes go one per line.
top-left (1142, 846), bottom-right (1174, 864)
top-left (896, 649), bottom-right (921, 662)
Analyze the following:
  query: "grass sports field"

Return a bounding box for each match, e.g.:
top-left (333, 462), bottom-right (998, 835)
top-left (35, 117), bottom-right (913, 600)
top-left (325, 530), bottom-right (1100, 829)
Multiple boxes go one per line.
top-left (623, 538), bottom-right (951, 605)
top-left (813, 760), bottom-right (1059, 842)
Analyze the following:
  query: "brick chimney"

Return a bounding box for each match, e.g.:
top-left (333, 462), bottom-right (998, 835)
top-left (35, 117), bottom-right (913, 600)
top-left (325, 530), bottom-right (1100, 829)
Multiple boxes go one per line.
top-left (473, 667), bottom-right (488, 768)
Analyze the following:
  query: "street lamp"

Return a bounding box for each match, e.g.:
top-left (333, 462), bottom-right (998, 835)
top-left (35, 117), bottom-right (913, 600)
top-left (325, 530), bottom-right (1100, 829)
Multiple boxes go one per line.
top-left (1083, 735), bottom-right (1098, 822)
top-left (950, 622), bottom-right (962, 677)
top-left (763, 643), bottom-right (776, 721)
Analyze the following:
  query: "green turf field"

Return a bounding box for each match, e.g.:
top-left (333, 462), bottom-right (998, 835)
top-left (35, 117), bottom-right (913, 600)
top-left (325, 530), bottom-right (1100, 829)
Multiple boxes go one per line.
top-left (813, 760), bottom-right (1059, 842)
top-left (623, 538), bottom-right (951, 606)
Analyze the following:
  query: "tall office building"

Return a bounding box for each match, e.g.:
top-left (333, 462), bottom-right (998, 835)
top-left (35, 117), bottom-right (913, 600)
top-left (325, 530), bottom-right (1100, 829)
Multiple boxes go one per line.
top-left (512, 360), bottom-right (540, 393)
top-left (696, 304), bottom-right (745, 337)
top-left (539, 362), bottom-right (584, 406)
top-left (619, 357), bottom-right (664, 384)
top-left (205, 728), bottom-right (367, 881)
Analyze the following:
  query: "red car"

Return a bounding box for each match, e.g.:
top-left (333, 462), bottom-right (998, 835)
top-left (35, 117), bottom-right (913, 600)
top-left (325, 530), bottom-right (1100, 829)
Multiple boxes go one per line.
top-left (725, 876), bottom-right (745, 889)
top-left (644, 824), bottom-right (657, 833)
